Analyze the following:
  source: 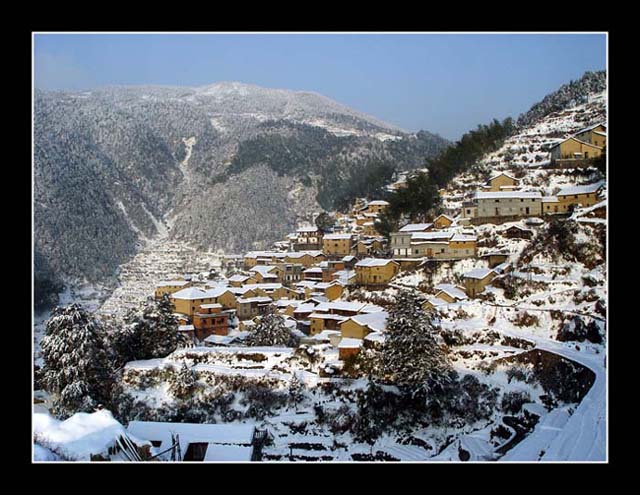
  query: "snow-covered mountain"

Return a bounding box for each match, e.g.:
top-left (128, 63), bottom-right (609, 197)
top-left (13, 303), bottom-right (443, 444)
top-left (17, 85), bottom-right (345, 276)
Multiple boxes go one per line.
top-left (34, 82), bottom-right (449, 306)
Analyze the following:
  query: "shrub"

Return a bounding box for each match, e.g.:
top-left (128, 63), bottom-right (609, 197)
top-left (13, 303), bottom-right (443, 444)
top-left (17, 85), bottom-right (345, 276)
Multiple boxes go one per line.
top-left (511, 311), bottom-right (540, 327)
top-left (501, 390), bottom-right (532, 414)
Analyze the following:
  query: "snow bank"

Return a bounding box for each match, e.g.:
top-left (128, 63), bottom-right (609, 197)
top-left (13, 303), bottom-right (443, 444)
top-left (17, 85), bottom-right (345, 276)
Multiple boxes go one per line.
top-left (33, 410), bottom-right (144, 461)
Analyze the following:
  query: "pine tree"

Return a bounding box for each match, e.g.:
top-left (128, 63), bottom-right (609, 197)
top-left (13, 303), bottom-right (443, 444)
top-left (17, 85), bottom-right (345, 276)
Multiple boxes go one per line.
top-left (113, 295), bottom-right (179, 364)
top-left (40, 304), bottom-right (114, 418)
top-left (353, 378), bottom-right (386, 450)
top-left (169, 362), bottom-right (198, 400)
top-left (244, 311), bottom-right (299, 347)
top-left (381, 290), bottom-right (457, 399)
top-left (314, 212), bottom-right (335, 233)
top-left (288, 372), bottom-right (305, 410)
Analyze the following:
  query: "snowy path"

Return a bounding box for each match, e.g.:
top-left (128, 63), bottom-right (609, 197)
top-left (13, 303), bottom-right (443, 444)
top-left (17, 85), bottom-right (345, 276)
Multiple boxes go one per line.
top-left (499, 331), bottom-right (606, 462)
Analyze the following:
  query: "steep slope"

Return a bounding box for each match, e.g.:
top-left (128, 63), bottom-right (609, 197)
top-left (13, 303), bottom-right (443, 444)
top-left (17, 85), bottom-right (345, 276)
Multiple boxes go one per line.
top-left (34, 82), bottom-right (449, 306)
top-left (516, 70), bottom-right (606, 128)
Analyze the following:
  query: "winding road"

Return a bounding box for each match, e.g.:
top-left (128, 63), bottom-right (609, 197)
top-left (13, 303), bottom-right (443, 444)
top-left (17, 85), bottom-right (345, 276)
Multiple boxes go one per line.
top-left (499, 331), bottom-right (606, 462)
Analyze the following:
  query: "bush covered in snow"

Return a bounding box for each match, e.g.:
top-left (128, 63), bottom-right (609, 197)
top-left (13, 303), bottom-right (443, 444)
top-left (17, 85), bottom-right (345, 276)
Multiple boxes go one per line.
top-left (556, 315), bottom-right (603, 344)
top-left (112, 295), bottom-right (180, 365)
top-left (244, 311), bottom-right (300, 347)
top-left (511, 311), bottom-right (540, 328)
top-left (501, 390), bottom-right (532, 415)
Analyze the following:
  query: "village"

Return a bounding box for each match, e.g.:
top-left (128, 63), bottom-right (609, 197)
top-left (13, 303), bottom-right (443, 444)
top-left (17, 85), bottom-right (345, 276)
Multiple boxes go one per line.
top-left (34, 108), bottom-right (608, 463)
top-left (153, 121), bottom-right (607, 364)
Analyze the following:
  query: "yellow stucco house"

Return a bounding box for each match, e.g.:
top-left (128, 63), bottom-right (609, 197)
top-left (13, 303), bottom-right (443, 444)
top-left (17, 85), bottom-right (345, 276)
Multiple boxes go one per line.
top-left (170, 287), bottom-right (237, 317)
top-left (462, 268), bottom-right (497, 297)
top-left (322, 234), bottom-right (354, 257)
top-left (154, 280), bottom-right (192, 299)
top-left (354, 258), bottom-right (399, 287)
top-left (574, 123), bottom-right (606, 148)
top-left (485, 173), bottom-right (519, 192)
top-left (339, 311), bottom-right (387, 340)
top-left (433, 214), bottom-right (455, 230)
top-left (550, 137), bottom-right (603, 162)
top-left (362, 200), bottom-right (389, 215)
top-left (556, 182), bottom-right (604, 211)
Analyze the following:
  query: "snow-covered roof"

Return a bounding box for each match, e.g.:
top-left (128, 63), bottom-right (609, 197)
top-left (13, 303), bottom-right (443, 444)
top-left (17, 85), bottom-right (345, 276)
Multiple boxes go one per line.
top-left (296, 226), bottom-right (318, 233)
top-left (505, 225), bottom-right (532, 232)
top-left (425, 296), bottom-right (447, 307)
top-left (542, 196), bottom-right (559, 203)
top-left (322, 233), bottom-right (353, 240)
top-left (488, 172), bottom-right (518, 183)
top-left (242, 283), bottom-right (283, 291)
top-left (311, 330), bottom-right (341, 340)
top-left (155, 280), bottom-right (190, 288)
top-left (338, 338), bottom-right (363, 349)
top-left (524, 217), bottom-right (544, 225)
top-left (463, 268), bottom-right (496, 280)
top-left (200, 303), bottom-right (222, 309)
top-left (203, 334), bottom-right (236, 346)
top-left (574, 121), bottom-right (606, 135)
top-left (475, 191), bottom-right (542, 200)
top-left (296, 250), bottom-right (324, 258)
top-left (249, 265), bottom-right (280, 276)
top-left (171, 287), bottom-right (208, 300)
top-left (309, 312), bottom-right (348, 321)
top-left (178, 324), bottom-right (195, 332)
top-left (227, 275), bottom-right (250, 282)
top-left (399, 223), bottom-right (433, 232)
top-left (434, 283), bottom-right (468, 301)
top-left (550, 136), bottom-right (603, 150)
top-left (342, 255), bottom-right (356, 262)
top-left (274, 299), bottom-right (300, 308)
top-left (126, 421), bottom-right (256, 455)
top-left (34, 410), bottom-right (147, 462)
top-left (237, 296), bottom-right (273, 304)
top-left (368, 200), bottom-right (390, 206)
top-left (434, 213), bottom-right (455, 222)
top-left (314, 301), bottom-right (384, 314)
top-left (293, 303), bottom-right (317, 314)
top-left (364, 332), bottom-right (386, 344)
top-left (347, 311), bottom-right (388, 332)
top-left (557, 182), bottom-right (604, 197)
top-left (450, 233), bottom-right (477, 242)
top-left (303, 267), bottom-right (323, 273)
top-left (493, 262), bottom-right (510, 273)
top-left (355, 258), bottom-right (397, 267)
top-left (410, 231), bottom-right (454, 241)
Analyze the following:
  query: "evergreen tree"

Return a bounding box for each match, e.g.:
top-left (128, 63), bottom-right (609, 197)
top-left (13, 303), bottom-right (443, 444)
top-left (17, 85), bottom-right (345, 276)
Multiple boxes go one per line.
top-left (169, 362), bottom-right (198, 400)
top-left (244, 311), bottom-right (299, 347)
top-left (288, 372), bottom-right (305, 410)
top-left (353, 378), bottom-right (386, 450)
top-left (381, 290), bottom-right (457, 401)
top-left (314, 212), bottom-right (336, 233)
top-left (40, 304), bottom-right (114, 418)
top-left (112, 295), bottom-right (179, 364)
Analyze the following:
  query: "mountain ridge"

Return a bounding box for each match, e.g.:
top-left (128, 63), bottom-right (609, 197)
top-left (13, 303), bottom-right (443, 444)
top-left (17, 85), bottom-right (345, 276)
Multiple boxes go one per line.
top-left (33, 81), bottom-right (449, 308)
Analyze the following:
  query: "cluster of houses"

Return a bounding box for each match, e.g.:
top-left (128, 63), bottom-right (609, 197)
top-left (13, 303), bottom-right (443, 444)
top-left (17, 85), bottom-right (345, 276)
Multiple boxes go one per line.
top-left (460, 172), bottom-right (605, 224)
top-left (152, 154), bottom-right (605, 363)
top-left (549, 122), bottom-right (606, 167)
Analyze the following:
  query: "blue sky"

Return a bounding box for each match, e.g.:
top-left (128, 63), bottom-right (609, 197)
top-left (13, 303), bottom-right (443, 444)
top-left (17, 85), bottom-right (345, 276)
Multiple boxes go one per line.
top-left (34, 33), bottom-right (606, 140)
